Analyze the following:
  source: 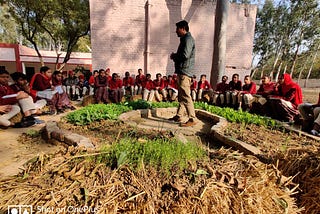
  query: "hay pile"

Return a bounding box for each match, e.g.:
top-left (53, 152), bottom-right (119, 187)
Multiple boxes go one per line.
top-left (0, 148), bottom-right (301, 214)
top-left (224, 122), bottom-right (320, 213)
top-left (277, 149), bottom-right (320, 214)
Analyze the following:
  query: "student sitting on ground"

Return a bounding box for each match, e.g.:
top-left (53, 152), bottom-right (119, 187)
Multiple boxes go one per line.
top-left (298, 92), bottom-right (320, 135)
top-left (142, 73), bottom-right (155, 102)
top-left (268, 73), bottom-right (303, 122)
top-left (153, 73), bottom-right (167, 102)
top-left (1, 70), bottom-right (40, 126)
top-left (135, 68), bottom-right (145, 95)
top-left (64, 70), bottom-right (79, 100)
top-left (167, 74), bottom-right (178, 102)
top-left (190, 75), bottom-right (197, 102)
top-left (109, 73), bottom-right (123, 103)
top-left (197, 74), bottom-right (213, 102)
top-left (10, 72), bottom-right (47, 114)
top-left (94, 69), bottom-right (109, 104)
top-left (250, 75), bottom-right (275, 116)
top-left (88, 70), bottom-right (99, 96)
top-left (238, 75), bottom-right (257, 111)
top-left (52, 71), bottom-right (76, 111)
top-left (75, 74), bottom-right (89, 100)
top-left (226, 73), bottom-right (242, 108)
top-left (213, 75), bottom-right (229, 106)
top-left (122, 71), bottom-right (135, 97)
top-left (30, 66), bottom-right (63, 115)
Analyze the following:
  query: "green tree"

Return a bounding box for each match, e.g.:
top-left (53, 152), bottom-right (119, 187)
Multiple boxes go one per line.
top-left (6, 0), bottom-right (90, 69)
top-left (0, 3), bottom-right (20, 43)
top-left (253, 0), bottom-right (320, 81)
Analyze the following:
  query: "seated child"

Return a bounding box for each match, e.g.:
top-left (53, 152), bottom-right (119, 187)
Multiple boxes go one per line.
top-left (197, 74), bottom-right (213, 102)
top-left (142, 74), bottom-right (155, 101)
top-left (213, 75), bottom-right (228, 106)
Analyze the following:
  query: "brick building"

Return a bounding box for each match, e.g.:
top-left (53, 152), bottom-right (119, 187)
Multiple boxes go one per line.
top-left (0, 43), bottom-right (92, 80)
top-left (90, 0), bottom-right (257, 85)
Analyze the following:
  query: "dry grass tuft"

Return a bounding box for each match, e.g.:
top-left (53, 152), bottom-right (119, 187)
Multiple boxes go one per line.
top-left (0, 148), bottom-right (302, 214)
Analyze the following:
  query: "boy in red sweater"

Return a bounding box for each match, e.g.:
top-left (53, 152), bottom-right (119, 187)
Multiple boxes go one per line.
top-left (197, 74), bottom-right (213, 102)
top-left (122, 71), bottom-right (135, 97)
top-left (142, 74), bottom-right (155, 101)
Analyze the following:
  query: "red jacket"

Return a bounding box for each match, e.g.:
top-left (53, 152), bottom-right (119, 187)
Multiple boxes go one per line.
top-left (0, 83), bottom-right (18, 105)
top-left (190, 80), bottom-right (197, 90)
top-left (215, 82), bottom-right (229, 93)
top-left (123, 77), bottom-right (134, 87)
top-left (135, 74), bottom-right (145, 86)
top-left (168, 79), bottom-right (178, 90)
top-left (143, 79), bottom-right (154, 91)
top-left (257, 82), bottom-right (275, 97)
top-left (89, 76), bottom-right (95, 85)
top-left (198, 80), bottom-right (212, 90)
top-left (242, 82), bottom-right (257, 94)
top-left (94, 75), bottom-right (108, 88)
top-left (153, 79), bottom-right (165, 90)
top-left (30, 73), bottom-right (52, 100)
top-left (109, 79), bottom-right (122, 90)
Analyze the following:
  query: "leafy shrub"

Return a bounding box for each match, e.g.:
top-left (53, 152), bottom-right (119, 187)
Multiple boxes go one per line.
top-left (66, 100), bottom-right (280, 129)
top-left (124, 99), bottom-right (151, 110)
top-left (65, 103), bottom-right (132, 125)
top-left (194, 102), bottom-right (280, 128)
top-left (95, 137), bottom-right (206, 173)
top-left (124, 99), bottom-right (179, 110)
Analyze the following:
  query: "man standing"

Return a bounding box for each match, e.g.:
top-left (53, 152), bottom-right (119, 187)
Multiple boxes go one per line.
top-left (169, 20), bottom-right (196, 127)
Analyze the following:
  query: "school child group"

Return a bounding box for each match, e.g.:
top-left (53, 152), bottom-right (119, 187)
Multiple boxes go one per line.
top-left (1, 66), bottom-right (319, 137)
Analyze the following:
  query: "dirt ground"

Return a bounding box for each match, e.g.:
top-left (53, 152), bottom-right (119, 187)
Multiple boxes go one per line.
top-left (0, 88), bottom-right (319, 178)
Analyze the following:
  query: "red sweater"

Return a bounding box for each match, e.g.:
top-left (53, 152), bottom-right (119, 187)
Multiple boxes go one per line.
top-left (153, 79), bottom-right (165, 90)
top-left (143, 79), bottom-right (154, 91)
top-left (30, 73), bottom-right (52, 100)
top-left (257, 82), bottom-right (275, 97)
top-left (94, 76), bottom-right (108, 87)
top-left (198, 80), bottom-right (212, 90)
top-left (242, 82), bottom-right (257, 94)
top-left (0, 83), bottom-right (18, 105)
top-left (123, 77), bottom-right (134, 87)
top-left (215, 82), bottom-right (229, 93)
top-left (109, 79), bottom-right (122, 90)
top-left (89, 76), bottom-right (95, 85)
top-left (135, 74), bottom-right (145, 86)
top-left (190, 80), bottom-right (197, 90)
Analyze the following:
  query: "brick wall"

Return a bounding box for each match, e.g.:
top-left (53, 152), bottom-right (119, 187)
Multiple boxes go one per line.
top-left (90, 0), bottom-right (257, 85)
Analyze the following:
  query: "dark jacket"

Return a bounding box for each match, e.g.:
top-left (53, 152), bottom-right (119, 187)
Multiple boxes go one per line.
top-left (173, 32), bottom-right (195, 77)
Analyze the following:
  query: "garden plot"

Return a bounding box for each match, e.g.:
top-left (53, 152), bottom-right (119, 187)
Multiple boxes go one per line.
top-left (0, 101), bottom-right (318, 213)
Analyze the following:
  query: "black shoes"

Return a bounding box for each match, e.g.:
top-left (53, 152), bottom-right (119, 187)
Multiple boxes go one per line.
top-left (13, 116), bottom-right (36, 128)
top-left (168, 115), bottom-right (182, 122)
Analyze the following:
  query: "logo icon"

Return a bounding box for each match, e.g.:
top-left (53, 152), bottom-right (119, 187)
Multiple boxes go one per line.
top-left (8, 205), bottom-right (32, 214)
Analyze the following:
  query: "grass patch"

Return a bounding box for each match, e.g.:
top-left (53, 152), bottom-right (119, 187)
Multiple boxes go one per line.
top-left (65, 100), bottom-right (280, 129)
top-left (65, 103), bottom-right (132, 125)
top-left (94, 137), bottom-right (206, 174)
top-left (194, 102), bottom-right (281, 128)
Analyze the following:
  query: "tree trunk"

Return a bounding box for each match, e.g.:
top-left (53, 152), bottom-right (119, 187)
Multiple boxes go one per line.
top-left (31, 41), bottom-right (44, 66)
top-left (304, 43), bottom-right (320, 87)
top-left (210, 0), bottom-right (229, 88)
top-left (290, 31), bottom-right (304, 76)
top-left (269, 41), bottom-right (282, 78)
top-left (275, 61), bottom-right (283, 81)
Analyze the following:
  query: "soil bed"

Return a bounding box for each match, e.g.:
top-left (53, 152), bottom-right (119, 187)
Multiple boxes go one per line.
top-left (223, 122), bottom-right (320, 213)
top-left (0, 118), bottom-right (302, 214)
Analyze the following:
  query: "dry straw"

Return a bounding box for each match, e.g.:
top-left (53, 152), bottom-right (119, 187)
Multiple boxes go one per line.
top-left (0, 148), bottom-right (302, 214)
